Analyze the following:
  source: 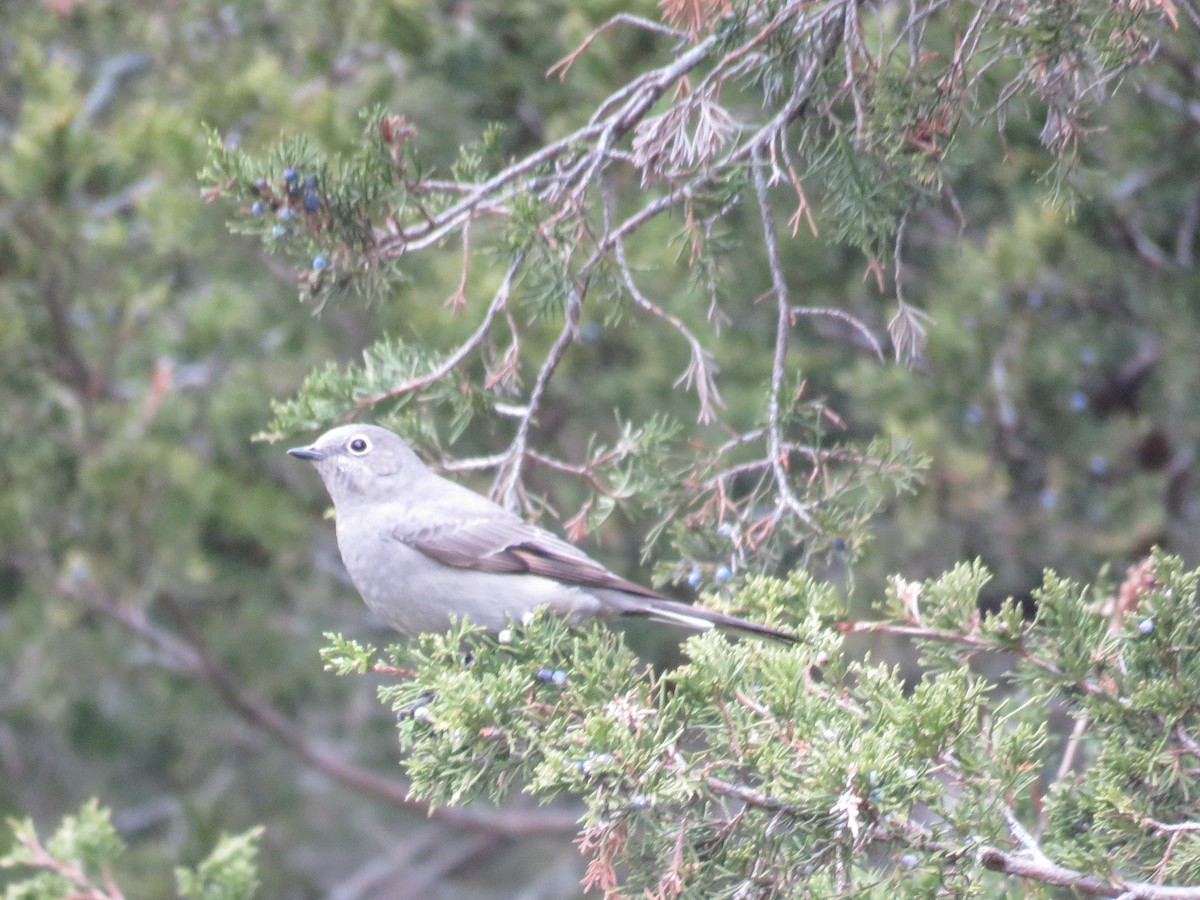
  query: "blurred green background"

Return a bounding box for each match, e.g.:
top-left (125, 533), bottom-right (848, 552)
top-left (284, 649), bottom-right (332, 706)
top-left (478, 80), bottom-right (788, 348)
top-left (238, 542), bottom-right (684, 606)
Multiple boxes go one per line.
top-left (1, 0), bottom-right (1198, 895)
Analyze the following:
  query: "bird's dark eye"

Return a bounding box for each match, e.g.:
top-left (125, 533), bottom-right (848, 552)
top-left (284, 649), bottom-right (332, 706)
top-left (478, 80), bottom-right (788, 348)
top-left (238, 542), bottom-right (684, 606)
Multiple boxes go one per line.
top-left (348, 436), bottom-right (371, 455)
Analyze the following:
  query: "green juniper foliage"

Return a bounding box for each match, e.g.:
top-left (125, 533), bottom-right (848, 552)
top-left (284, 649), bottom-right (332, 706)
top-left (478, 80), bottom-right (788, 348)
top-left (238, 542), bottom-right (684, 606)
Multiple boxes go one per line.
top-left (196, 0), bottom-right (1200, 894)
top-left (3, 0), bottom-right (1197, 896)
top-left (1, 800), bottom-right (263, 900)
top-left (323, 554), bottom-right (1200, 895)
top-left (198, 0), bottom-right (1174, 583)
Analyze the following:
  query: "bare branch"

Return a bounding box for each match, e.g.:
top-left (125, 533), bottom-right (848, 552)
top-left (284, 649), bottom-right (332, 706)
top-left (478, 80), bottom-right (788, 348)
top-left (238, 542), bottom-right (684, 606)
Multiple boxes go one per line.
top-left (790, 305), bottom-right (885, 360)
top-left (547, 13), bottom-right (687, 82)
top-left (349, 253), bottom-right (524, 415)
top-left (492, 285), bottom-right (582, 511)
top-left (752, 147), bottom-right (816, 530)
top-left (706, 775), bottom-right (802, 814)
top-left (977, 845), bottom-right (1200, 898)
top-left (65, 581), bottom-right (577, 839)
top-left (608, 186), bottom-right (723, 423)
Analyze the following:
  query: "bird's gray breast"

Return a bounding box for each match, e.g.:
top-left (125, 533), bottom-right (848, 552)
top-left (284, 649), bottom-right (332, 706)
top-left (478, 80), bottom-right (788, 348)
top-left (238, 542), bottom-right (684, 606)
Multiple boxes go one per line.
top-left (333, 504), bottom-right (606, 635)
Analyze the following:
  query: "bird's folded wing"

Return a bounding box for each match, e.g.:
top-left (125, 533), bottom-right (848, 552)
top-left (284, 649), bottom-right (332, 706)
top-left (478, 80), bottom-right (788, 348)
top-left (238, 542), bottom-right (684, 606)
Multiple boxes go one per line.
top-left (397, 516), bottom-right (665, 599)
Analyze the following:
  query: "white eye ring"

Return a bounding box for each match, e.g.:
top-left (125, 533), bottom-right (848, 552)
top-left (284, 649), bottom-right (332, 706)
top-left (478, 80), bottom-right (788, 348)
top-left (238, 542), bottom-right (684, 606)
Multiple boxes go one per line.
top-left (348, 435), bottom-right (371, 455)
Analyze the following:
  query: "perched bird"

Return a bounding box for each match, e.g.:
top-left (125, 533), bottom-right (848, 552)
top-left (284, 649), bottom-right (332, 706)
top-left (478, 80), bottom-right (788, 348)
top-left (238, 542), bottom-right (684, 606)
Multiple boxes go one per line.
top-left (289, 424), bottom-right (795, 642)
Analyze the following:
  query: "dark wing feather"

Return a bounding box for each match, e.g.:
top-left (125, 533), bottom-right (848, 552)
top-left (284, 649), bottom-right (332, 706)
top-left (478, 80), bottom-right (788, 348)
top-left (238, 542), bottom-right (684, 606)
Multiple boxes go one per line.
top-left (400, 516), bottom-right (665, 600)
top-left (393, 501), bottom-right (798, 642)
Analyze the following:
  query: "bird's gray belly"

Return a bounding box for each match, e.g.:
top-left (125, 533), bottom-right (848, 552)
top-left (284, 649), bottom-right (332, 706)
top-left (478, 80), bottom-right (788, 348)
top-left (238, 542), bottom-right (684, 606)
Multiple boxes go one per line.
top-left (334, 519), bottom-right (606, 635)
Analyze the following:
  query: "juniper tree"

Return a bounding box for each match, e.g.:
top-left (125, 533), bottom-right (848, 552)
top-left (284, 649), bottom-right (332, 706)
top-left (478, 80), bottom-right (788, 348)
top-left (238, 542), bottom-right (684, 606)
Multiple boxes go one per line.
top-left (5, 0), bottom-right (1200, 896)
top-left (195, 0), bottom-right (1200, 895)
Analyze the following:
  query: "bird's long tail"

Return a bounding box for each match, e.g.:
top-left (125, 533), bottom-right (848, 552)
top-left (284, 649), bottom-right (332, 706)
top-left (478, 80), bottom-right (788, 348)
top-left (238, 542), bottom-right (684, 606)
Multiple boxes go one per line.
top-left (631, 596), bottom-right (798, 643)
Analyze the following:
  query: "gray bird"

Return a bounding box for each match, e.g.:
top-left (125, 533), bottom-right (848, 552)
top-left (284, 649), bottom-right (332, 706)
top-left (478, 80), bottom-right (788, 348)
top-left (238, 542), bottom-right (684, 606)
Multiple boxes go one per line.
top-left (289, 424), bottom-right (795, 642)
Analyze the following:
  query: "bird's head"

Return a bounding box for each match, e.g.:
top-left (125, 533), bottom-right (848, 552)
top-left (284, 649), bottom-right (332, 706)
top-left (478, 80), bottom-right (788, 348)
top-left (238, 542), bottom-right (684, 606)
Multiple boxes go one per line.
top-left (288, 424), bottom-right (426, 507)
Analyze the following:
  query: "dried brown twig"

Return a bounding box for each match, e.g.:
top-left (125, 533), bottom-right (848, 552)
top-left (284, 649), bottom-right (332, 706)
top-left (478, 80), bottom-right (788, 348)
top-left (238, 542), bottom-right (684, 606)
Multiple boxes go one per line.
top-left (351, 3), bottom-right (882, 523)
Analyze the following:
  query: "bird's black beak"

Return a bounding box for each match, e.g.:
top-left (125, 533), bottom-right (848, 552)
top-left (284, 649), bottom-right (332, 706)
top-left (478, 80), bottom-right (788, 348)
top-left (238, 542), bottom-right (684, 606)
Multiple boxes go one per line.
top-left (288, 446), bottom-right (326, 461)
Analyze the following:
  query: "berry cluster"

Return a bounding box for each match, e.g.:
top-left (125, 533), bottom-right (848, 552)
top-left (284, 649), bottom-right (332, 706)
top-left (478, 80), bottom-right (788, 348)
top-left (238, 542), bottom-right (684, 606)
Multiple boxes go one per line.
top-left (683, 562), bottom-right (733, 589)
top-left (247, 167), bottom-right (330, 273)
top-left (535, 666), bottom-right (568, 686)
